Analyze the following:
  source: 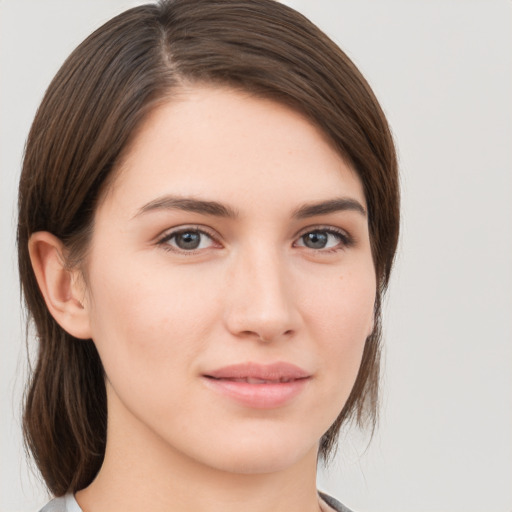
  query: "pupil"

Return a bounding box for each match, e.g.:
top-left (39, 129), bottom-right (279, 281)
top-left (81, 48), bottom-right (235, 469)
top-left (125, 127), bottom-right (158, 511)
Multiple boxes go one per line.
top-left (176, 232), bottom-right (200, 250)
top-left (304, 231), bottom-right (327, 249)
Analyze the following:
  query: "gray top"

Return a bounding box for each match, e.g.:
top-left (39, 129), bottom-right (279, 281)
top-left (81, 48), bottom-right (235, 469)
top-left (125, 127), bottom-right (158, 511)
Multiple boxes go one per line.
top-left (39, 494), bottom-right (82, 512)
top-left (39, 492), bottom-right (354, 512)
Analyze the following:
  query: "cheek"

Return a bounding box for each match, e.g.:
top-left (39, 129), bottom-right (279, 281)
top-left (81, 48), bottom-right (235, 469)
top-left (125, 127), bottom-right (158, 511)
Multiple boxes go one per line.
top-left (306, 263), bottom-right (375, 335)
top-left (84, 254), bottom-right (221, 384)
top-left (303, 265), bottom-right (376, 384)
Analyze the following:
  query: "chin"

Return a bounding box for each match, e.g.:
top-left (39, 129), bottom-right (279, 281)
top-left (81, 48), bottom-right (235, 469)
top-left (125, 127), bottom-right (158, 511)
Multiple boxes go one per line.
top-left (181, 429), bottom-right (320, 475)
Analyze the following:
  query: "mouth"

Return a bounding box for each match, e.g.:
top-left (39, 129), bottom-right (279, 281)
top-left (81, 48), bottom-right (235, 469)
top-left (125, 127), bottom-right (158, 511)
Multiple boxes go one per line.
top-left (206, 376), bottom-right (304, 384)
top-left (202, 362), bottom-right (311, 409)
top-left (204, 361), bottom-right (310, 381)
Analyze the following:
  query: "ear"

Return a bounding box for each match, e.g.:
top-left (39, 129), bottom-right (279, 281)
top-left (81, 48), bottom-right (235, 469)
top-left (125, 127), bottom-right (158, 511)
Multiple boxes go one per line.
top-left (28, 231), bottom-right (92, 339)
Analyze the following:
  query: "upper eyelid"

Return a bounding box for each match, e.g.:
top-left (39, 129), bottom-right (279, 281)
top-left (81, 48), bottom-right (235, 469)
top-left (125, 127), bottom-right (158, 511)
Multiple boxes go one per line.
top-left (157, 224), bottom-right (220, 242)
top-left (293, 224), bottom-right (351, 240)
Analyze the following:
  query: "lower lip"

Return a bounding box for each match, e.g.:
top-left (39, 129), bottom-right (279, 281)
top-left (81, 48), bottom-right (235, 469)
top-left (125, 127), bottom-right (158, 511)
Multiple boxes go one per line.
top-left (202, 377), bottom-right (310, 409)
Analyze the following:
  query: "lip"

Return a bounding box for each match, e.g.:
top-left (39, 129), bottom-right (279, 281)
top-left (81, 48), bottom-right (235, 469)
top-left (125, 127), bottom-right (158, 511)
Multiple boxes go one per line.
top-left (202, 362), bottom-right (311, 409)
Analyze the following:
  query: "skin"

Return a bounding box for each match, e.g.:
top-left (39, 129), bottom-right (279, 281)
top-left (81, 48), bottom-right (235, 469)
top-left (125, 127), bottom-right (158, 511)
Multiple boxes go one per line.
top-left (30, 85), bottom-right (376, 512)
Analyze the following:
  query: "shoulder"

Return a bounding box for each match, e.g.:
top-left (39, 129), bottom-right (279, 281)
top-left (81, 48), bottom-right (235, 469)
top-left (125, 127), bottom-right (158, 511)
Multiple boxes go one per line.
top-left (39, 494), bottom-right (82, 512)
top-left (319, 491), bottom-right (356, 512)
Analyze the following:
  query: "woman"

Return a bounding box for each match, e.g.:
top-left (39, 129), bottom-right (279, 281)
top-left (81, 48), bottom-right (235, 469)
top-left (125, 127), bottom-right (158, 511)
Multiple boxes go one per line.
top-left (17, 1), bottom-right (399, 511)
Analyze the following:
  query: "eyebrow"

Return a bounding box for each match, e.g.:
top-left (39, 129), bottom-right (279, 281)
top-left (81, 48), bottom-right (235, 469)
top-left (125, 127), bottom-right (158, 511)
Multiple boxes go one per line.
top-left (292, 197), bottom-right (366, 218)
top-left (133, 195), bottom-right (366, 220)
top-left (134, 196), bottom-right (239, 219)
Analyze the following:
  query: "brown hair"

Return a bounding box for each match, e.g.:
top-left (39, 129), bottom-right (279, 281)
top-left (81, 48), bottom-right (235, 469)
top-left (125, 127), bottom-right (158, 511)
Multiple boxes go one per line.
top-left (18, 0), bottom-right (399, 496)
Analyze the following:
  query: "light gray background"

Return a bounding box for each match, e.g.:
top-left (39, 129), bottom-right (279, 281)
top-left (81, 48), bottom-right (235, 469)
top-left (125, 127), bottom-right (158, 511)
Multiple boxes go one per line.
top-left (1, 1), bottom-right (511, 511)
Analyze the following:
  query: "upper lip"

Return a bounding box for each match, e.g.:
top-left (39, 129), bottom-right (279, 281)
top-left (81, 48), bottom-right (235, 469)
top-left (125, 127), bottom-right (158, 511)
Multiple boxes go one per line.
top-left (204, 362), bottom-right (311, 382)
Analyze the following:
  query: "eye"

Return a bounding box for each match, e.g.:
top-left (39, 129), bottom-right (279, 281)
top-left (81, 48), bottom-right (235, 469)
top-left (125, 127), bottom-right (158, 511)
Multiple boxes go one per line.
top-left (158, 228), bottom-right (218, 253)
top-left (294, 228), bottom-right (351, 251)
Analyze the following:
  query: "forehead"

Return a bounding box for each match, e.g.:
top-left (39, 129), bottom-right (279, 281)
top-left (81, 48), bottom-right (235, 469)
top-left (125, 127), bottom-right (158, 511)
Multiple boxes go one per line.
top-left (100, 85), bottom-right (366, 219)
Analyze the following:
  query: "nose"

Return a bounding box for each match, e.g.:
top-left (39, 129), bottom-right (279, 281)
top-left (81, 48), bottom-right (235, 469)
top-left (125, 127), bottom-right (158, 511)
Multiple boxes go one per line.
top-left (223, 246), bottom-right (300, 343)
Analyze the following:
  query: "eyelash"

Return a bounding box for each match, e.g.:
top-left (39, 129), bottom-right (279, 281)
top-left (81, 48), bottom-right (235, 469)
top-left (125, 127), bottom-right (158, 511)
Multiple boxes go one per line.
top-left (294, 226), bottom-right (354, 253)
top-left (156, 225), bottom-right (354, 255)
top-left (157, 226), bottom-right (220, 254)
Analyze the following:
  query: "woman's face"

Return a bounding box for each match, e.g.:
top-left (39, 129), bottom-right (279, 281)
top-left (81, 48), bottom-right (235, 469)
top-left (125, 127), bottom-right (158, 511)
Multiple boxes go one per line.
top-left (81, 85), bottom-right (376, 474)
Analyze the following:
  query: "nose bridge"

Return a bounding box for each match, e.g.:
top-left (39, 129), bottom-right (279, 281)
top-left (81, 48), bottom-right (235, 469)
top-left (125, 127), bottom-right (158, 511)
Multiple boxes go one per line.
top-left (224, 242), bottom-right (297, 341)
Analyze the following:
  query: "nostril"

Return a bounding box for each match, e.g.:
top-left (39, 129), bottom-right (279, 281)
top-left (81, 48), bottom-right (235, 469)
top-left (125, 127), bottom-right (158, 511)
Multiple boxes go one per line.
top-left (253, 329), bottom-right (294, 343)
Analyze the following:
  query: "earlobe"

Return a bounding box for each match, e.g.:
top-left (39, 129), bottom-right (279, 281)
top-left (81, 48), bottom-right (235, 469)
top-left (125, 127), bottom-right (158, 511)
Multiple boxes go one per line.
top-left (28, 232), bottom-right (92, 340)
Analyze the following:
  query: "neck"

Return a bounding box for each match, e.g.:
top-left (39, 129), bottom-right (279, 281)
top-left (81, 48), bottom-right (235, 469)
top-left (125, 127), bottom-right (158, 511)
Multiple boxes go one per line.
top-left (76, 391), bottom-right (323, 512)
